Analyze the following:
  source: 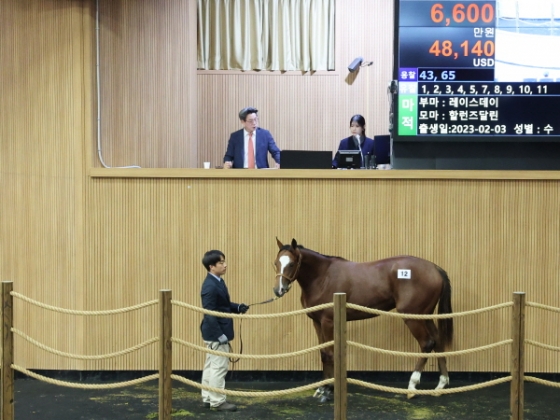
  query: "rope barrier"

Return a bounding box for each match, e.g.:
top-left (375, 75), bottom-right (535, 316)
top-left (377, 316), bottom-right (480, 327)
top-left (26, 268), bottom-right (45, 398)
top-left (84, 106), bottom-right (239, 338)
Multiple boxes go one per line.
top-left (171, 299), bottom-right (334, 318)
top-left (346, 301), bottom-right (513, 319)
top-left (12, 328), bottom-right (158, 360)
top-left (525, 376), bottom-right (560, 388)
top-left (171, 374), bottom-right (334, 397)
top-left (347, 339), bottom-right (512, 358)
top-left (172, 337), bottom-right (334, 359)
top-left (526, 301), bottom-right (560, 313)
top-left (347, 376), bottom-right (512, 396)
top-left (525, 339), bottom-right (560, 352)
top-left (12, 365), bottom-right (158, 389)
top-left (9, 288), bottom-right (560, 415)
top-left (10, 292), bottom-right (157, 315)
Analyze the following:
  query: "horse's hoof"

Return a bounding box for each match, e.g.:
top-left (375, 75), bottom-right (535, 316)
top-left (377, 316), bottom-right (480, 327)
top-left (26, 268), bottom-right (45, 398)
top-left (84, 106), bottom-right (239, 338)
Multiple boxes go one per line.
top-left (319, 395), bottom-right (330, 403)
top-left (407, 393), bottom-right (416, 400)
top-left (313, 388), bottom-right (324, 398)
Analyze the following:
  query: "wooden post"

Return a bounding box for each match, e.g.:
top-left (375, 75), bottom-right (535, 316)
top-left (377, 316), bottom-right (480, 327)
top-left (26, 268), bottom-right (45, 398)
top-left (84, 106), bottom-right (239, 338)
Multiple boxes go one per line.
top-left (159, 290), bottom-right (172, 420)
top-left (2, 281), bottom-right (14, 420)
top-left (510, 292), bottom-right (525, 420)
top-left (334, 293), bottom-right (347, 420)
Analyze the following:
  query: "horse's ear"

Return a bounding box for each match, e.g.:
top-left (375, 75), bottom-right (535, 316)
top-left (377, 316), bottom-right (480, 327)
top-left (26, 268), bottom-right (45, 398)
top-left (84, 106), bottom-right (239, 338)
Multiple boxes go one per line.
top-left (291, 238), bottom-right (298, 249)
top-left (276, 237), bottom-right (283, 249)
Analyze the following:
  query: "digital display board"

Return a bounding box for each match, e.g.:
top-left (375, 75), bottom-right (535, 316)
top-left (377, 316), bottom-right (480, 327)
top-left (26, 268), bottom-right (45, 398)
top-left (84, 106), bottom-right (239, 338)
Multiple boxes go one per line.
top-left (393, 0), bottom-right (560, 141)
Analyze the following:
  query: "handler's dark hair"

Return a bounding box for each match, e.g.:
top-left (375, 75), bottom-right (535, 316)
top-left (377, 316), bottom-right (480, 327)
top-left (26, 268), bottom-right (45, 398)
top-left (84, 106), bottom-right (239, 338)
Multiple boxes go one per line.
top-left (239, 107), bottom-right (258, 121)
top-left (202, 250), bottom-right (225, 271)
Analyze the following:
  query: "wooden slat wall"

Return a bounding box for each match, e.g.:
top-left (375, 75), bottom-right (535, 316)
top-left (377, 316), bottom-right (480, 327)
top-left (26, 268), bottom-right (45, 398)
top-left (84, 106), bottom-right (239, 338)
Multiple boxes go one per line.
top-left (2, 0), bottom-right (560, 374)
top-left (96, 0), bottom-right (197, 168)
top-left (0, 0), bottom-right (87, 369)
top-left (79, 177), bottom-right (560, 373)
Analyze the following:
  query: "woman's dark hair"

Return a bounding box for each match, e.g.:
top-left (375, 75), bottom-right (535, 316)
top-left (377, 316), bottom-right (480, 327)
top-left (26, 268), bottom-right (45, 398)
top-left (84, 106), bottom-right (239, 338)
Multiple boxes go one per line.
top-left (349, 114), bottom-right (366, 137)
top-left (202, 250), bottom-right (225, 271)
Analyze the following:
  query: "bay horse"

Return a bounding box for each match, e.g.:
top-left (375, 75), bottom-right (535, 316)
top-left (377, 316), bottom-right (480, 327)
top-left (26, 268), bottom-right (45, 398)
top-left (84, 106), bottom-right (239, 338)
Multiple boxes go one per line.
top-left (273, 238), bottom-right (453, 402)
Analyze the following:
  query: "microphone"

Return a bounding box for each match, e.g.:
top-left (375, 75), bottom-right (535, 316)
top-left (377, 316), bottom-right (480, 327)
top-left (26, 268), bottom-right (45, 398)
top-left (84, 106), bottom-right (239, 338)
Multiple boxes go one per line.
top-left (355, 136), bottom-right (364, 168)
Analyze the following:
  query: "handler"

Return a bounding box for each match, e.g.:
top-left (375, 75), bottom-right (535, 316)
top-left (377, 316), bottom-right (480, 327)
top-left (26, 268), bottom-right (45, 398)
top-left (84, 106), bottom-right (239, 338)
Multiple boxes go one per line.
top-left (200, 250), bottom-right (249, 412)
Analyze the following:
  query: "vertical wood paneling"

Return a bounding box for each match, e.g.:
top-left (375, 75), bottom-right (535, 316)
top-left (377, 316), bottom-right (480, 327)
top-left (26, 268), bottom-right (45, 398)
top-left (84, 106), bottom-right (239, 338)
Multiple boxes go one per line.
top-left (79, 177), bottom-right (560, 372)
top-left (0, 0), bottom-right (86, 369)
top-left (97, 0), bottom-right (197, 168)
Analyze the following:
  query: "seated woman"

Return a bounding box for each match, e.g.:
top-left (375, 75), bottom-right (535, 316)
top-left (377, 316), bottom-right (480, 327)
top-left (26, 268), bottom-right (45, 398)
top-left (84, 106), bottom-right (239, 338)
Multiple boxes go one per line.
top-left (332, 114), bottom-right (374, 168)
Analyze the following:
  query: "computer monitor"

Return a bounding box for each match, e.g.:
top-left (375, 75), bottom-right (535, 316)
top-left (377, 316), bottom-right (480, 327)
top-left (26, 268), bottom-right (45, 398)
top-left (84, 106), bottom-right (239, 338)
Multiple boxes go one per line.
top-left (337, 150), bottom-right (361, 169)
top-left (281, 150), bottom-right (333, 169)
top-left (373, 135), bottom-right (391, 165)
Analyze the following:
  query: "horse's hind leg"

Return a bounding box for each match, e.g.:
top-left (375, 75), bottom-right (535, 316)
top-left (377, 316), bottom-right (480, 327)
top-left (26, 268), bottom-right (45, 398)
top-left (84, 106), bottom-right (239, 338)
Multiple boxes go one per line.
top-left (404, 319), bottom-right (437, 399)
top-left (427, 319), bottom-right (450, 392)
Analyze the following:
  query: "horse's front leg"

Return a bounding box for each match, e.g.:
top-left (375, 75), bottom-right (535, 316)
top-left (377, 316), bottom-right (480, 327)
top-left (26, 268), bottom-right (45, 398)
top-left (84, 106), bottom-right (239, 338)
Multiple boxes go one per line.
top-left (312, 318), bottom-right (334, 403)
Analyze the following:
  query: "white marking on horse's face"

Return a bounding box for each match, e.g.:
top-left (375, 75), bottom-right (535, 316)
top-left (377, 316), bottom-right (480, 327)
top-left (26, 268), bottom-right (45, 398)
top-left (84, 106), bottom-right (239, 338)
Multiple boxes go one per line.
top-left (277, 255), bottom-right (293, 295)
top-left (279, 255), bottom-right (290, 273)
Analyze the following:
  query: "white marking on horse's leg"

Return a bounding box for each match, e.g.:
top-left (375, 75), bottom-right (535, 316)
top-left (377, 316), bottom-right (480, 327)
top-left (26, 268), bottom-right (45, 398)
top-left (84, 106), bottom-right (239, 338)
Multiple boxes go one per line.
top-left (408, 371), bottom-right (421, 391)
top-left (407, 371), bottom-right (421, 399)
top-left (313, 387), bottom-right (324, 398)
top-left (435, 375), bottom-right (449, 391)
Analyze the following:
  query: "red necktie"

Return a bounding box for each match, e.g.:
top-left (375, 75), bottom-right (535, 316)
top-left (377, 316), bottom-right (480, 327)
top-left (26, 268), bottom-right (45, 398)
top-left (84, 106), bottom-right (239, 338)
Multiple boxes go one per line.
top-left (248, 132), bottom-right (255, 169)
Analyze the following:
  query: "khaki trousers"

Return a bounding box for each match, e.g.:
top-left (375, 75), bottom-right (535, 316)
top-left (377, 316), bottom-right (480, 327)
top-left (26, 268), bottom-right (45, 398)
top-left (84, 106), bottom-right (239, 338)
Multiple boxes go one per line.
top-left (201, 341), bottom-right (230, 407)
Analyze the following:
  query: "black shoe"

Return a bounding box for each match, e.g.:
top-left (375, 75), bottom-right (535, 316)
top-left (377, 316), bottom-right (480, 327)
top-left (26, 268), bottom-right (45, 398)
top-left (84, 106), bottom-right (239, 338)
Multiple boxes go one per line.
top-left (213, 401), bottom-right (237, 412)
top-left (202, 402), bottom-right (210, 408)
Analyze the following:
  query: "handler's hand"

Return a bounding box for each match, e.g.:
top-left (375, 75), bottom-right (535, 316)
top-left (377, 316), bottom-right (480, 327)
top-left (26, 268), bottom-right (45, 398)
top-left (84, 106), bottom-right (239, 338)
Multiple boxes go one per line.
top-left (238, 303), bottom-right (250, 314)
top-left (224, 161), bottom-right (233, 169)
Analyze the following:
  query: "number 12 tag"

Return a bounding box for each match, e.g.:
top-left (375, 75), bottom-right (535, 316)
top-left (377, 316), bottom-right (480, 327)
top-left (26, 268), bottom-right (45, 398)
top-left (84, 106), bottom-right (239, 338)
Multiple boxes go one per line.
top-left (397, 269), bottom-right (411, 279)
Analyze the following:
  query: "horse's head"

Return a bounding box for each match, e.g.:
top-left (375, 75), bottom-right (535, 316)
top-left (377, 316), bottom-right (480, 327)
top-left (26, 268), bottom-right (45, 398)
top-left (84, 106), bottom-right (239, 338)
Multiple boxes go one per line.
top-left (273, 238), bottom-right (302, 298)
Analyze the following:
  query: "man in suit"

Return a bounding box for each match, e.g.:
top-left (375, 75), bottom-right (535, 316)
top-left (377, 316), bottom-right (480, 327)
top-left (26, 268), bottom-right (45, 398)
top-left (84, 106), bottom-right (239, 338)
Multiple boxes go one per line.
top-left (200, 250), bottom-right (249, 412)
top-left (223, 107), bottom-right (281, 168)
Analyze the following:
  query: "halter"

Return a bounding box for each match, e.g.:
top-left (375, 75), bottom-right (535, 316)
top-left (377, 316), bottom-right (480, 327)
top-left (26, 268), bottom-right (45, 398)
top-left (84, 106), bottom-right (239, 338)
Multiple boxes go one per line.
top-left (274, 249), bottom-right (303, 285)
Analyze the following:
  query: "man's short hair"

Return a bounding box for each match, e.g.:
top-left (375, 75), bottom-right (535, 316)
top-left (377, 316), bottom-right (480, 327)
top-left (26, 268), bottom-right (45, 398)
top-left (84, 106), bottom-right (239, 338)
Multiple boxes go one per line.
top-left (202, 250), bottom-right (225, 271)
top-left (239, 107), bottom-right (258, 121)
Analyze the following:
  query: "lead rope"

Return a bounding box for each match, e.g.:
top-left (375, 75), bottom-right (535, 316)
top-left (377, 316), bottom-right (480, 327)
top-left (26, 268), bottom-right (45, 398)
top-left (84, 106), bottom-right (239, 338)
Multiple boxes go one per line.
top-left (230, 253), bottom-right (301, 367)
top-left (229, 296), bottom-right (279, 364)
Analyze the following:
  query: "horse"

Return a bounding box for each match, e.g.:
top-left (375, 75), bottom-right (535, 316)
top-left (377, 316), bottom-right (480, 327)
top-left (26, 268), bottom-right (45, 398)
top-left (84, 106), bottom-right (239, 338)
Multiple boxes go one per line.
top-left (272, 238), bottom-right (453, 402)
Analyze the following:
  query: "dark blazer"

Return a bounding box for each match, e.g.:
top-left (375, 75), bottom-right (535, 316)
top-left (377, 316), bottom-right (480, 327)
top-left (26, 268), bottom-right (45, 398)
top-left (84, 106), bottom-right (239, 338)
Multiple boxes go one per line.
top-left (332, 136), bottom-right (375, 168)
top-left (223, 127), bottom-right (281, 168)
top-left (200, 273), bottom-right (241, 341)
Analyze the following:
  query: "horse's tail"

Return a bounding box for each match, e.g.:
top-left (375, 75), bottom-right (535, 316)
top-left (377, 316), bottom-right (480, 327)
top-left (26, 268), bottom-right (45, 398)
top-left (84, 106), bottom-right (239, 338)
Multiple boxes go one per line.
top-left (436, 266), bottom-right (454, 349)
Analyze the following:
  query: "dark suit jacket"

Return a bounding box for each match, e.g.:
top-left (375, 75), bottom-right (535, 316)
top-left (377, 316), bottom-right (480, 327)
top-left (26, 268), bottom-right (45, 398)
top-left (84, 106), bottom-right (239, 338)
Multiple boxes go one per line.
top-left (332, 136), bottom-right (375, 168)
top-left (200, 273), bottom-right (241, 341)
top-left (223, 127), bottom-right (281, 168)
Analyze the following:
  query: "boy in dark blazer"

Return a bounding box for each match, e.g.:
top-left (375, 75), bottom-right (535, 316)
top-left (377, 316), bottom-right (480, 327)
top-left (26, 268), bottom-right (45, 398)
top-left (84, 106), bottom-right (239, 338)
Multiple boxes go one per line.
top-left (200, 250), bottom-right (249, 412)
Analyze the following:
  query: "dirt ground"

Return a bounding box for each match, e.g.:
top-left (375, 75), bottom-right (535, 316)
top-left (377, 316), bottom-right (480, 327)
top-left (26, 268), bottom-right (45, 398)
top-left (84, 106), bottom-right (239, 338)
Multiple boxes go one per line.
top-left (13, 373), bottom-right (560, 419)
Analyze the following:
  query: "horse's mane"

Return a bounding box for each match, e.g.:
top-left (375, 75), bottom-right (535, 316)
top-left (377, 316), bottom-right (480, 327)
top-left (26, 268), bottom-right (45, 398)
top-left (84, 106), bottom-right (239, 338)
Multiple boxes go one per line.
top-left (280, 244), bottom-right (347, 261)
